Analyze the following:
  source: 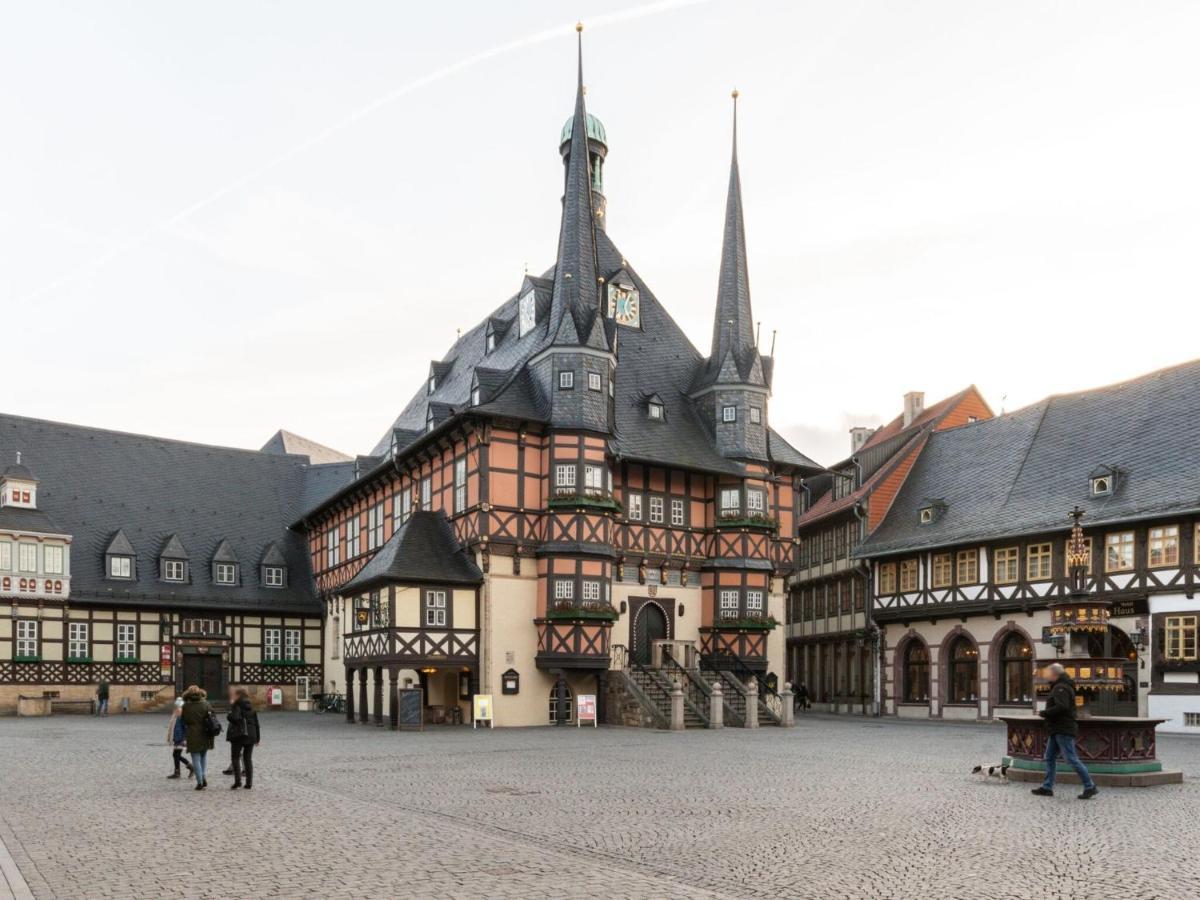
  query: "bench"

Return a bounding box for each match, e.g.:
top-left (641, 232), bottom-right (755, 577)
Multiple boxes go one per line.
top-left (50, 699), bottom-right (95, 715)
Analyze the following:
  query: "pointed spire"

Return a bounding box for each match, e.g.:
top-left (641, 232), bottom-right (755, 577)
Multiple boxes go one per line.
top-left (710, 89), bottom-right (756, 363)
top-left (548, 23), bottom-right (603, 345)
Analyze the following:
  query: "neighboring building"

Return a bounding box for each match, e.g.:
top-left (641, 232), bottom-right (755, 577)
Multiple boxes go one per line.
top-left (300, 39), bottom-right (822, 728)
top-left (0, 415), bottom-right (352, 713)
top-left (858, 360), bottom-right (1200, 732)
top-left (786, 387), bottom-right (992, 714)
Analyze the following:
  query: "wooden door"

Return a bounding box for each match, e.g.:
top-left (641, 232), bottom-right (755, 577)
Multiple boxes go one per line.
top-left (182, 653), bottom-right (225, 702)
top-left (633, 604), bottom-right (667, 666)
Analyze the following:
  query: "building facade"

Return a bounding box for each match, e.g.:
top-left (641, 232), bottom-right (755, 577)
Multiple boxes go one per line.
top-left (858, 361), bottom-right (1200, 733)
top-left (301, 38), bottom-right (821, 728)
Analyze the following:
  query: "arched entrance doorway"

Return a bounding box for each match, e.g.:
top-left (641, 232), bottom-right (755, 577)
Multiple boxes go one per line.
top-left (632, 602), bottom-right (668, 666)
top-left (1087, 625), bottom-right (1138, 716)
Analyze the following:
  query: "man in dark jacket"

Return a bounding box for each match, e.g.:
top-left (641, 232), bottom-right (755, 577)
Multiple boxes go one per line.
top-left (226, 687), bottom-right (261, 790)
top-left (1032, 663), bottom-right (1098, 799)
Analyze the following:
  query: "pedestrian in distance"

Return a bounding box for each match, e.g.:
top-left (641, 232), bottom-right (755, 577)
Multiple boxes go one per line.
top-left (1031, 663), bottom-right (1099, 800)
top-left (795, 682), bottom-right (810, 711)
top-left (222, 683), bottom-right (238, 776)
top-left (166, 697), bottom-right (194, 781)
top-left (181, 684), bottom-right (216, 791)
top-left (95, 678), bottom-right (110, 717)
top-left (226, 686), bottom-right (261, 790)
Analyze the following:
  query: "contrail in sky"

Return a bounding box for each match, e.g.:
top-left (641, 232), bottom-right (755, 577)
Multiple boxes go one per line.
top-left (19, 0), bottom-right (716, 303)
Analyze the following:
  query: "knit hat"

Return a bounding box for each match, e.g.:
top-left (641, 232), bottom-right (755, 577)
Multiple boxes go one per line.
top-left (174, 697), bottom-right (184, 708)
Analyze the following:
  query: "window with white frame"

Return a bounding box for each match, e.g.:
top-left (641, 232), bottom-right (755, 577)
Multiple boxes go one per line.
top-left (421, 477), bottom-right (432, 511)
top-left (719, 589), bottom-right (740, 617)
top-left (722, 406), bottom-right (736, 423)
top-left (584, 465), bottom-right (605, 494)
top-left (670, 498), bottom-right (685, 526)
top-left (263, 566), bottom-right (284, 587)
top-left (745, 590), bottom-right (765, 615)
top-left (68, 622), bottom-right (89, 659)
top-left (554, 579), bottom-right (574, 600)
top-left (627, 493), bottom-right (643, 520)
top-left (555, 463), bottom-right (576, 493)
top-left (346, 519), bottom-right (361, 558)
top-left (455, 458), bottom-right (467, 512)
top-left (485, 331), bottom-right (496, 353)
top-left (284, 628), bottom-right (302, 662)
top-left (0, 541), bottom-right (9, 570)
top-left (588, 372), bottom-right (602, 392)
top-left (424, 590), bottom-right (447, 626)
top-left (163, 559), bottom-right (185, 582)
top-left (719, 488), bottom-right (740, 515)
top-left (559, 370), bottom-right (574, 390)
top-left (395, 488), bottom-right (411, 526)
top-left (648, 401), bottom-right (663, 420)
top-left (43, 545), bottom-right (64, 575)
top-left (746, 489), bottom-right (765, 513)
top-left (117, 623), bottom-right (137, 660)
top-left (582, 580), bottom-right (601, 602)
top-left (16, 620), bottom-right (38, 658)
top-left (326, 527), bottom-right (340, 567)
top-left (367, 502), bottom-right (385, 550)
top-left (649, 496), bottom-right (664, 523)
top-left (108, 554), bottom-right (131, 578)
top-left (215, 563), bottom-right (237, 585)
top-left (264, 627), bottom-right (282, 661)
top-left (750, 406), bottom-right (762, 424)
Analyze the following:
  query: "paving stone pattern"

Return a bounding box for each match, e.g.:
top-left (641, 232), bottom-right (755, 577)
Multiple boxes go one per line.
top-left (0, 713), bottom-right (1197, 899)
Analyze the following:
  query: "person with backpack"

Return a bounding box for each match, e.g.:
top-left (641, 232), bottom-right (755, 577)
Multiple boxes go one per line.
top-left (166, 697), bottom-right (194, 780)
top-left (181, 684), bottom-right (218, 791)
top-left (226, 686), bottom-right (261, 790)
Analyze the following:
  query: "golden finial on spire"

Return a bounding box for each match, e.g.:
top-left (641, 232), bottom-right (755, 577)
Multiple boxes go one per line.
top-left (731, 88), bottom-right (739, 100)
top-left (576, 21), bottom-right (584, 33)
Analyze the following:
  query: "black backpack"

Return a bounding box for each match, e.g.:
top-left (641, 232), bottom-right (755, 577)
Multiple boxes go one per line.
top-left (203, 709), bottom-right (223, 738)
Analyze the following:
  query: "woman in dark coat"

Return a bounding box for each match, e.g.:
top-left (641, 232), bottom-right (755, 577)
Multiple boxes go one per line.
top-left (226, 687), bottom-right (261, 790)
top-left (180, 684), bottom-right (215, 790)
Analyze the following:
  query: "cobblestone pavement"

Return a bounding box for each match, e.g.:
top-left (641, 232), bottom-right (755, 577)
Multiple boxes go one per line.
top-left (0, 713), bottom-right (1197, 899)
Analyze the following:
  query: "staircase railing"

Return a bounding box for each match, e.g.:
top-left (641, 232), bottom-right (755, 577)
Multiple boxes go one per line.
top-left (658, 649), bottom-right (713, 727)
top-left (718, 657), bottom-right (783, 724)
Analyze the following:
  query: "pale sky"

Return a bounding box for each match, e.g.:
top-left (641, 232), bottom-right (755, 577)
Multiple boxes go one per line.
top-left (2, 1), bottom-right (1198, 467)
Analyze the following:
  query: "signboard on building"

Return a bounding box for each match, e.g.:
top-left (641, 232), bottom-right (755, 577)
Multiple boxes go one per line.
top-left (473, 693), bottom-right (494, 729)
top-left (1111, 597), bottom-right (1149, 618)
top-left (577, 694), bottom-right (597, 727)
top-left (160, 643), bottom-right (173, 669)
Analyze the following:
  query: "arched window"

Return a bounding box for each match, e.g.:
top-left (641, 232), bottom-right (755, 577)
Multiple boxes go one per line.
top-left (948, 636), bottom-right (979, 703)
top-left (548, 682), bottom-right (573, 724)
top-left (999, 633), bottom-right (1033, 704)
top-left (902, 641), bottom-right (930, 702)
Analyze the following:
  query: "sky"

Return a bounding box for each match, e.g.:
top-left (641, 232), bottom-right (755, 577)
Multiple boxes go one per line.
top-left (2, 1), bottom-right (1198, 467)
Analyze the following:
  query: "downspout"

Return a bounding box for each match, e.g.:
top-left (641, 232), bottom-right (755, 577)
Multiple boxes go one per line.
top-left (850, 501), bottom-right (878, 717)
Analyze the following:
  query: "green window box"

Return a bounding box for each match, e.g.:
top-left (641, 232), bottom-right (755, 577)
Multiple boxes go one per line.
top-left (67, 657), bottom-right (94, 664)
top-left (13, 655), bottom-right (41, 663)
top-left (263, 659), bottom-right (306, 667)
top-left (115, 657), bottom-right (141, 665)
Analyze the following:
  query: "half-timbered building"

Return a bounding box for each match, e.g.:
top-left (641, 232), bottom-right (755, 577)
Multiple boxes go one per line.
top-left (301, 34), bottom-right (822, 729)
top-left (857, 360), bottom-right (1200, 732)
top-left (0, 414), bottom-right (353, 713)
top-left (787, 387), bottom-right (991, 715)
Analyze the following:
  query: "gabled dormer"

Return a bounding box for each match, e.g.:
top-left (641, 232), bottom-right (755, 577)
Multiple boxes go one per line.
top-left (104, 529), bottom-right (136, 580)
top-left (159, 534), bottom-right (189, 583)
top-left (427, 359), bottom-right (455, 395)
top-left (211, 539), bottom-right (239, 587)
top-left (0, 455), bottom-right (38, 509)
top-left (1089, 464), bottom-right (1120, 498)
top-left (641, 391), bottom-right (666, 422)
top-left (260, 542), bottom-right (287, 589)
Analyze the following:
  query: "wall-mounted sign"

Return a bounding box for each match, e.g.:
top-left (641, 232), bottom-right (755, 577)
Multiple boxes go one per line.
top-left (160, 644), bottom-right (173, 668)
top-left (501, 668), bottom-right (520, 695)
top-left (577, 694), bottom-right (597, 727)
top-left (473, 693), bottom-right (494, 729)
top-left (1110, 597), bottom-right (1149, 618)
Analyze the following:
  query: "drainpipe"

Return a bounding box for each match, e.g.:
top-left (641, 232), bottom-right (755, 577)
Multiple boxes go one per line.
top-left (850, 501), bottom-right (878, 717)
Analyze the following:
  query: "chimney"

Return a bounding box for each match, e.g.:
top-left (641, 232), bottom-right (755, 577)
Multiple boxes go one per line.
top-left (849, 427), bottom-right (874, 454)
top-left (903, 391), bottom-right (925, 428)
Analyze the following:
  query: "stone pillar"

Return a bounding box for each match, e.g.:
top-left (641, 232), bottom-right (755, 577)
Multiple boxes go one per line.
top-left (555, 671), bottom-right (569, 726)
top-left (745, 678), bottom-right (759, 729)
top-left (709, 681), bottom-right (724, 729)
top-left (345, 667), bottom-right (356, 724)
top-left (358, 668), bottom-right (369, 724)
top-left (780, 682), bottom-right (795, 727)
top-left (596, 670), bottom-right (608, 724)
top-left (670, 680), bottom-right (685, 731)
top-left (388, 669), bottom-right (399, 730)
top-left (373, 666), bottom-right (384, 727)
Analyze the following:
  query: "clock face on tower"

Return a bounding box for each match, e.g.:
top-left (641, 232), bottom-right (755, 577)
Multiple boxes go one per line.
top-left (607, 282), bottom-right (640, 327)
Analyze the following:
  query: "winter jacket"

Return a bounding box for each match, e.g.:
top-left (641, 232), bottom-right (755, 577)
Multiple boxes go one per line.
top-left (181, 695), bottom-right (215, 753)
top-left (1040, 675), bottom-right (1079, 737)
top-left (226, 697), bottom-right (260, 746)
top-left (168, 712), bottom-right (187, 747)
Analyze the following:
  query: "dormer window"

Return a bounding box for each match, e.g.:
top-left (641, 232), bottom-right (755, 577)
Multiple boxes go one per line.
top-left (211, 538), bottom-right (239, 586)
top-left (471, 384), bottom-right (481, 406)
top-left (110, 556), bottom-right (133, 578)
top-left (1091, 475), bottom-right (1112, 496)
top-left (648, 401), bottom-right (664, 420)
top-left (518, 289), bottom-right (536, 338)
top-left (918, 499), bottom-right (946, 525)
top-left (425, 407), bottom-right (435, 433)
top-left (919, 507), bottom-right (934, 525)
top-left (263, 566), bottom-right (285, 587)
top-left (163, 560), bottom-right (186, 582)
top-left (427, 374), bottom-right (437, 394)
top-left (159, 534), bottom-right (189, 584)
top-left (215, 563), bottom-right (238, 585)
top-left (485, 331), bottom-right (496, 354)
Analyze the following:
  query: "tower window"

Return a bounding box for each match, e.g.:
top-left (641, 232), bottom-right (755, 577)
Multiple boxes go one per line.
top-left (588, 372), bottom-right (602, 392)
top-left (750, 407), bottom-right (762, 424)
top-left (559, 371), bottom-right (574, 390)
top-left (648, 402), bottom-right (663, 420)
top-left (722, 406), bottom-right (736, 423)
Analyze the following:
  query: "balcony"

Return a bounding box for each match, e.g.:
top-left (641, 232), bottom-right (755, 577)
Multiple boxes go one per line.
top-left (534, 608), bottom-right (614, 671)
top-left (343, 626), bottom-right (478, 668)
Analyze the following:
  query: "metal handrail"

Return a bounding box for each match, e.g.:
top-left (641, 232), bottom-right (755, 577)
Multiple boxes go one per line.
top-left (717, 655), bottom-right (783, 723)
top-left (653, 654), bottom-right (710, 726)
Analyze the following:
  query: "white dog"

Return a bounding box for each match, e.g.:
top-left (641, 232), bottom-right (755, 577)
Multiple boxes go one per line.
top-left (971, 763), bottom-right (1009, 782)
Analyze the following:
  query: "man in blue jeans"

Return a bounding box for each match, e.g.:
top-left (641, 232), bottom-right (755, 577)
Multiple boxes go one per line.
top-left (1031, 663), bottom-right (1098, 800)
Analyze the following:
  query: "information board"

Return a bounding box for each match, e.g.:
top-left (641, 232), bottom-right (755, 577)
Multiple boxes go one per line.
top-left (473, 693), bottom-right (494, 728)
top-left (577, 694), bottom-right (597, 727)
top-left (397, 687), bottom-right (423, 732)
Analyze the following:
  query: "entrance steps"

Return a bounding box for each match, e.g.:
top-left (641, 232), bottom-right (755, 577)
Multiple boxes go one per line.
top-left (610, 664), bottom-right (782, 729)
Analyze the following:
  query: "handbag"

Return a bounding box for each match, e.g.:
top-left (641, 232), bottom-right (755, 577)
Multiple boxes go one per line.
top-left (203, 710), bottom-right (223, 738)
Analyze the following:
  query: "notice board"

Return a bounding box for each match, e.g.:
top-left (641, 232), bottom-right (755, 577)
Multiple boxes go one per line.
top-left (397, 687), bottom-right (423, 732)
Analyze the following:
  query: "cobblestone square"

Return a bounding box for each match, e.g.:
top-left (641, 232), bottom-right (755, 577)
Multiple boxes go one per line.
top-left (1, 714), bottom-right (1197, 899)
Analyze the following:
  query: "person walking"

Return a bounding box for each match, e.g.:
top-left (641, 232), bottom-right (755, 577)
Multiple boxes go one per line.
top-left (796, 682), bottom-right (810, 712)
top-left (222, 684), bottom-right (238, 776)
top-left (181, 685), bottom-right (215, 791)
top-left (166, 698), bottom-right (194, 780)
top-left (226, 687), bottom-right (261, 790)
top-left (1031, 663), bottom-right (1099, 800)
top-left (96, 679), bottom-right (110, 717)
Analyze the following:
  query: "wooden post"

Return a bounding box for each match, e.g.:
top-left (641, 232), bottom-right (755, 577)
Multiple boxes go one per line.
top-left (345, 667), bottom-right (355, 724)
top-left (388, 669), bottom-right (399, 730)
top-left (670, 680), bottom-right (685, 731)
top-left (358, 668), bottom-right (369, 724)
top-left (745, 678), bottom-right (759, 729)
top-left (373, 666), bottom-right (384, 726)
top-left (710, 681), bottom-right (724, 729)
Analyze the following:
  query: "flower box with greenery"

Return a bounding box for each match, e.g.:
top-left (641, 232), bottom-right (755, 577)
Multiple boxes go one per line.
top-left (115, 657), bottom-right (141, 665)
top-left (714, 514), bottom-right (778, 530)
top-left (547, 493), bottom-right (622, 513)
top-left (66, 657), bottom-right (94, 664)
top-left (708, 615), bottom-right (778, 631)
top-left (1154, 656), bottom-right (1200, 674)
top-left (544, 599), bottom-right (619, 622)
top-left (263, 658), bottom-right (307, 667)
top-left (13, 655), bottom-right (41, 663)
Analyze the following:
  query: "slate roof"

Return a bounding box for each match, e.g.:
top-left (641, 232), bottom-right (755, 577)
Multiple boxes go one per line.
top-left (342, 511), bottom-right (483, 592)
top-left (0, 413), bottom-right (355, 613)
top-left (858, 359), bottom-right (1200, 557)
top-left (260, 430), bottom-right (351, 464)
top-left (0, 505), bottom-right (64, 536)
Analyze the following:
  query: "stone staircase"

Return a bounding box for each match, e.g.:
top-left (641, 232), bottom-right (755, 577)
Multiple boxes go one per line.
top-left (697, 669), bottom-right (783, 726)
top-left (625, 666), bottom-right (709, 729)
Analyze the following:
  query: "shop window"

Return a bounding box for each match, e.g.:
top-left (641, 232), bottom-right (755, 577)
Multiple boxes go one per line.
top-left (947, 636), bottom-right (979, 703)
top-left (902, 641), bottom-right (929, 702)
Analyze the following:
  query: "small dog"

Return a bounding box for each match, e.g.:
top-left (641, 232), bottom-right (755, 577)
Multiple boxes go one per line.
top-left (972, 763), bottom-right (1009, 782)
